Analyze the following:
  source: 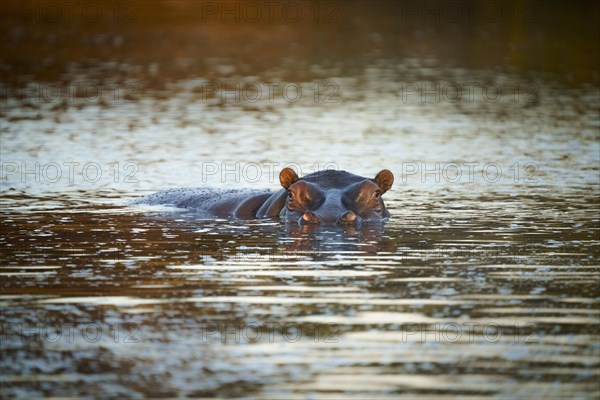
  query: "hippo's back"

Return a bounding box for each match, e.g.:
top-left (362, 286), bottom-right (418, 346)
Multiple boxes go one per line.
top-left (132, 187), bottom-right (274, 218)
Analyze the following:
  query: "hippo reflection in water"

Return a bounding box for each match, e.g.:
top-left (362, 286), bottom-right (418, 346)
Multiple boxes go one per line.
top-left (135, 168), bottom-right (394, 226)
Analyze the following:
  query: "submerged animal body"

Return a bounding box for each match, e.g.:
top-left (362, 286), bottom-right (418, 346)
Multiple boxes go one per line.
top-left (135, 168), bottom-right (394, 225)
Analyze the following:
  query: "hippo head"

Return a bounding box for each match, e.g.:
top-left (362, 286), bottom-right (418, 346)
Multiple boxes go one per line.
top-left (278, 168), bottom-right (394, 226)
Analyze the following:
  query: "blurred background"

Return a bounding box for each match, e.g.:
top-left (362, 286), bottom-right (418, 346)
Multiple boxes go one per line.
top-left (1, 0), bottom-right (599, 86)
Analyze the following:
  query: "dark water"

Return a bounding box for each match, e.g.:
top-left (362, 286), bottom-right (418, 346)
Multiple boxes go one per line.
top-left (1, 0), bottom-right (600, 399)
top-left (1, 187), bottom-right (598, 398)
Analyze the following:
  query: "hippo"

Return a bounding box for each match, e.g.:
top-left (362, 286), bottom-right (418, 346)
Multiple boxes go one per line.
top-left (134, 168), bottom-right (394, 225)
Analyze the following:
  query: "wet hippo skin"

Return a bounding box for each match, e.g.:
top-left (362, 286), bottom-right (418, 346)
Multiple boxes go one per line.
top-left (134, 168), bottom-right (394, 225)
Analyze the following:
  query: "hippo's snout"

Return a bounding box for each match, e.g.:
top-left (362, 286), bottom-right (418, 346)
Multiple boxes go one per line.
top-left (299, 210), bottom-right (360, 226)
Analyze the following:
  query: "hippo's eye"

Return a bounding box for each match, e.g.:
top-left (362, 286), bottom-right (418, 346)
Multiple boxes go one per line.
top-left (288, 191), bottom-right (294, 199)
top-left (373, 190), bottom-right (381, 199)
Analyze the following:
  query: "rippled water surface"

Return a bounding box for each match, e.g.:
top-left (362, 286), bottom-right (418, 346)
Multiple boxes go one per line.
top-left (1, 1), bottom-right (600, 394)
top-left (2, 66), bottom-right (598, 398)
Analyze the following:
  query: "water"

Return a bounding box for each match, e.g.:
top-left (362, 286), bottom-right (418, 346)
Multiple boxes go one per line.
top-left (1, 0), bottom-right (600, 394)
top-left (1, 62), bottom-right (598, 398)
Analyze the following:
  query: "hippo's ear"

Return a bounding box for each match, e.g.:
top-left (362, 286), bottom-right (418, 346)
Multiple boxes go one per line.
top-left (279, 167), bottom-right (299, 189)
top-left (373, 170), bottom-right (394, 194)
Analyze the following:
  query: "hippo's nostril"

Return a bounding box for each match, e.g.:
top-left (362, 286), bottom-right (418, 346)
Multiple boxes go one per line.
top-left (301, 211), bottom-right (320, 224)
top-left (344, 211), bottom-right (356, 221)
top-left (338, 211), bottom-right (357, 224)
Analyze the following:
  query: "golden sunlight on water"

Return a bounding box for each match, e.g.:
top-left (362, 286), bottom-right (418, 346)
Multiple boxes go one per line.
top-left (1, 0), bottom-right (599, 398)
top-left (1, 190), bottom-right (598, 397)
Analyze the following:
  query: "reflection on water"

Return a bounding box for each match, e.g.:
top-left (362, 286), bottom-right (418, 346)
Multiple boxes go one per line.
top-left (1, 1), bottom-right (599, 396)
top-left (1, 183), bottom-right (598, 398)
